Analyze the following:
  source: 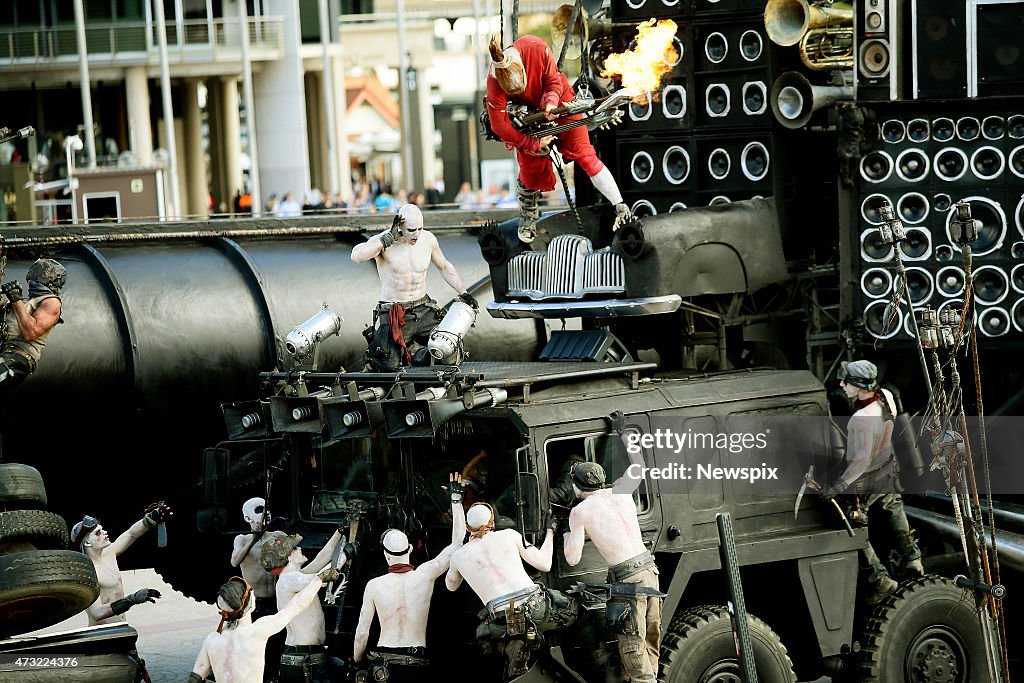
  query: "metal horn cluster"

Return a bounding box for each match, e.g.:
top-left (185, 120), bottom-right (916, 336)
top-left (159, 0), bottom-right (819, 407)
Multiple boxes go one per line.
top-left (770, 71), bottom-right (852, 129)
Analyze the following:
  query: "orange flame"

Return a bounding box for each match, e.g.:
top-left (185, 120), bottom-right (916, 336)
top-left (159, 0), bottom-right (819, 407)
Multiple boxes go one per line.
top-left (601, 19), bottom-right (679, 104)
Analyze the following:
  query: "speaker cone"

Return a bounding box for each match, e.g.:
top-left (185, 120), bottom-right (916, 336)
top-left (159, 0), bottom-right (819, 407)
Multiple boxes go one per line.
top-left (631, 151), bottom-right (655, 183)
top-left (630, 199), bottom-right (657, 217)
top-left (860, 39), bottom-right (890, 77)
top-left (669, 36), bottom-right (684, 66)
top-left (881, 119), bottom-right (906, 144)
top-left (983, 116), bottom-right (1005, 140)
top-left (978, 308), bottom-right (1010, 338)
top-left (932, 117), bottom-right (955, 142)
top-left (956, 117), bottom-right (981, 141)
top-left (741, 141), bottom-right (770, 181)
top-left (971, 146), bottom-right (1005, 180)
top-left (1012, 263), bottom-right (1024, 293)
top-left (709, 195), bottom-right (731, 205)
top-left (899, 228), bottom-right (931, 260)
top-left (1014, 299), bottom-right (1024, 333)
top-left (908, 118), bottom-right (930, 143)
top-left (860, 151), bottom-right (894, 183)
top-left (1009, 114), bottom-right (1024, 139)
top-left (1010, 145), bottom-right (1024, 178)
top-left (861, 267), bottom-right (893, 298)
top-left (669, 202), bottom-right (687, 212)
top-left (937, 266), bottom-right (966, 297)
top-left (740, 30), bottom-right (763, 62)
top-left (1017, 195), bottom-right (1024, 239)
top-left (705, 84), bottom-right (731, 117)
top-left (708, 148), bottom-right (731, 180)
top-left (895, 149), bottom-right (929, 182)
top-left (662, 85), bottom-right (686, 119)
top-left (933, 193), bottom-right (952, 213)
top-left (945, 197), bottom-right (1006, 256)
top-left (629, 99), bottom-right (653, 122)
top-left (895, 266), bottom-right (934, 305)
top-left (861, 229), bottom-right (895, 261)
top-left (864, 299), bottom-right (901, 339)
top-left (626, 0), bottom-right (647, 8)
top-left (663, 145), bottom-right (691, 184)
top-left (972, 265), bottom-right (1009, 305)
top-left (935, 244), bottom-right (955, 262)
top-left (1014, 242), bottom-right (1024, 260)
top-left (861, 193), bottom-right (893, 225)
top-left (934, 147), bottom-right (968, 181)
top-left (742, 81), bottom-right (767, 115)
top-left (705, 32), bottom-right (728, 64)
top-left (897, 193), bottom-right (929, 225)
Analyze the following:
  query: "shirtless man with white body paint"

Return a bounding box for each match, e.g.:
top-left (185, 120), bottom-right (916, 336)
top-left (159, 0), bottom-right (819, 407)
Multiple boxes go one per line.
top-left (350, 204), bottom-right (478, 371)
top-left (352, 473), bottom-right (467, 680)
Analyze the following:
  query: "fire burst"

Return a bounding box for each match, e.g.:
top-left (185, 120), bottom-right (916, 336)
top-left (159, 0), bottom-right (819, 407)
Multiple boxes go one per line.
top-left (601, 19), bottom-right (679, 104)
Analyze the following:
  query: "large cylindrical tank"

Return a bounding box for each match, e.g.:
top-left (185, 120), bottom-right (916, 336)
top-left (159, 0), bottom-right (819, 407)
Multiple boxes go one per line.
top-left (0, 215), bottom-right (540, 529)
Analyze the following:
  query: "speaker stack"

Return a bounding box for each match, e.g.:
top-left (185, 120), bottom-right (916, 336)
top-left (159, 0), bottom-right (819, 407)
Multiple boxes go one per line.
top-left (589, 2), bottom-right (792, 217)
top-left (849, 102), bottom-right (1024, 345)
top-left (855, 0), bottom-right (905, 101)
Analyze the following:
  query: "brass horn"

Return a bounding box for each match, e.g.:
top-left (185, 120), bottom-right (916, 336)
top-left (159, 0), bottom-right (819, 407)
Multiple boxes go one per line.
top-left (764, 0), bottom-right (853, 47)
top-left (770, 70), bottom-right (853, 129)
top-left (800, 26), bottom-right (854, 70)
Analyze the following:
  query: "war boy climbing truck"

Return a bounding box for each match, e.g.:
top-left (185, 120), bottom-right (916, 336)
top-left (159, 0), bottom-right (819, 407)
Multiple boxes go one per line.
top-left (197, 204), bottom-right (992, 682)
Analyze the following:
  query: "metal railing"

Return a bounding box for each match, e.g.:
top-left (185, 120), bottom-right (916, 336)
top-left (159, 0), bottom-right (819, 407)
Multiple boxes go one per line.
top-left (0, 17), bottom-right (283, 65)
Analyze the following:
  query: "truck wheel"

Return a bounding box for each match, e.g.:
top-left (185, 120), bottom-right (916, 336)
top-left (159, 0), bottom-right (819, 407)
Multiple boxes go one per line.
top-left (856, 575), bottom-right (987, 682)
top-left (661, 605), bottom-right (797, 682)
top-left (0, 463), bottom-right (47, 509)
top-left (0, 550), bottom-right (100, 637)
top-left (0, 510), bottom-right (69, 550)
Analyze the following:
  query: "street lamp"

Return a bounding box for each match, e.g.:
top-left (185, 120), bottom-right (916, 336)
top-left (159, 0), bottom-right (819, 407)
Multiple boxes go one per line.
top-left (65, 134), bottom-right (84, 224)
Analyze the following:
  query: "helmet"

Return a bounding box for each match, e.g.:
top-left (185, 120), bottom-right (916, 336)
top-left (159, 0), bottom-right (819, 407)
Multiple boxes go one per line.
top-left (70, 515), bottom-right (99, 551)
top-left (466, 503), bottom-right (495, 533)
top-left (242, 497), bottom-right (268, 530)
top-left (260, 533), bottom-right (303, 571)
top-left (489, 33), bottom-right (526, 95)
top-left (839, 360), bottom-right (878, 390)
top-left (397, 204), bottom-right (424, 232)
top-left (26, 258), bottom-right (67, 297)
top-left (571, 461), bottom-right (607, 491)
top-left (380, 529), bottom-right (411, 557)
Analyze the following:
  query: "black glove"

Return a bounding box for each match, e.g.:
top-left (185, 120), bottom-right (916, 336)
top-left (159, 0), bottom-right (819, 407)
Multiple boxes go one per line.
top-left (820, 478), bottom-right (849, 502)
top-left (143, 502), bottom-right (172, 528)
top-left (449, 474), bottom-right (465, 503)
top-left (1, 280), bottom-right (23, 302)
top-left (186, 673), bottom-right (205, 683)
top-left (343, 541), bottom-right (359, 559)
top-left (458, 292), bottom-right (479, 310)
top-left (110, 588), bottom-right (161, 615)
top-left (544, 512), bottom-right (559, 533)
top-left (379, 214), bottom-right (404, 250)
top-left (607, 410), bottom-right (626, 436)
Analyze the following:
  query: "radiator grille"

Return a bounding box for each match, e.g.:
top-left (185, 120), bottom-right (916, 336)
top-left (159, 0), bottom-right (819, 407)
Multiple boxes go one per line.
top-left (506, 235), bottom-right (626, 300)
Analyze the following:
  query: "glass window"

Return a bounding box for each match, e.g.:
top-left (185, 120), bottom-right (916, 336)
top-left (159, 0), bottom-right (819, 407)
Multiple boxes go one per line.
top-left (544, 433), bottom-right (650, 515)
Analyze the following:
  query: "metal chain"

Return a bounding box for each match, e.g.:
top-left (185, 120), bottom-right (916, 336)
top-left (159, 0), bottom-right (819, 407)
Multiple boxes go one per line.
top-left (550, 149), bottom-right (584, 235)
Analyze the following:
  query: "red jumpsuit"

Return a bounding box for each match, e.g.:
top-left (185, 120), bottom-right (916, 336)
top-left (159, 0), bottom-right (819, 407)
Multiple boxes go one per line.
top-left (486, 35), bottom-right (605, 192)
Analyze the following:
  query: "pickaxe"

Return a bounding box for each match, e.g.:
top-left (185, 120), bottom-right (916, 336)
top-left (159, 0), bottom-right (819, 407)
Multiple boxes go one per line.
top-left (795, 466), bottom-right (855, 537)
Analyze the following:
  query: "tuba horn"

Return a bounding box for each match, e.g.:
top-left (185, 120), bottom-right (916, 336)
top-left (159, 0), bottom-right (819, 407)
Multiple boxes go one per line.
top-left (770, 70), bottom-right (853, 129)
top-left (764, 0), bottom-right (853, 47)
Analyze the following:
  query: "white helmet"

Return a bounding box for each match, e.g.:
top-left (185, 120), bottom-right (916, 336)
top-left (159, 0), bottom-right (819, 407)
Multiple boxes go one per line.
top-left (242, 497), bottom-right (268, 530)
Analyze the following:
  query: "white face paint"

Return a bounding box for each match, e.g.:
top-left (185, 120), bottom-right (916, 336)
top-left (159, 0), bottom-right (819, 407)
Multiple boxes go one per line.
top-left (85, 525), bottom-right (110, 550)
top-left (841, 380), bottom-right (861, 399)
top-left (242, 497), bottom-right (268, 531)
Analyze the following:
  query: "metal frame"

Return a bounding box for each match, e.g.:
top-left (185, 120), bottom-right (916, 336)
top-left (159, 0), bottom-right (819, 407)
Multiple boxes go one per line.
top-left (967, 0), bottom-right (1024, 97)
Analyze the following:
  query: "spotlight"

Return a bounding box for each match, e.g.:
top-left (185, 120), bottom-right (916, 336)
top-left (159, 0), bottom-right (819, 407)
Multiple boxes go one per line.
top-left (907, 118), bottom-right (930, 143)
top-left (934, 148), bottom-right (968, 181)
top-left (881, 119), bottom-right (906, 144)
top-left (970, 146), bottom-right (1005, 180)
top-left (663, 145), bottom-right (691, 184)
top-left (932, 117), bottom-right (955, 142)
top-left (898, 227), bottom-right (932, 260)
top-left (983, 116), bottom-right (1005, 140)
top-left (740, 141), bottom-right (770, 181)
top-left (972, 265), bottom-right (1009, 305)
top-left (285, 306), bottom-right (343, 359)
top-left (705, 32), bottom-right (728, 63)
top-left (864, 299), bottom-right (901, 340)
top-left (630, 199), bottom-right (656, 217)
top-left (896, 192), bottom-right (929, 224)
top-left (956, 117), bottom-right (981, 141)
top-left (708, 148), bottom-right (731, 180)
top-left (860, 151), bottom-right (894, 183)
top-left (895, 149), bottom-right (929, 182)
top-left (861, 229), bottom-right (895, 261)
top-left (662, 85), bottom-right (686, 119)
top-left (945, 197), bottom-right (1005, 256)
top-left (740, 30), bottom-right (764, 61)
top-left (937, 266), bottom-right (966, 297)
top-left (742, 81), bottom-right (768, 116)
top-left (978, 307), bottom-right (1010, 337)
top-left (862, 194), bottom-right (893, 225)
top-left (895, 266), bottom-right (934, 306)
top-left (428, 301), bottom-right (478, 364)
top-left (860, 267), bottom-right (893, 298)
top-left (705, 83), bottom-right (731, 117)
top-left (630, 151), bottom-right (654, 183)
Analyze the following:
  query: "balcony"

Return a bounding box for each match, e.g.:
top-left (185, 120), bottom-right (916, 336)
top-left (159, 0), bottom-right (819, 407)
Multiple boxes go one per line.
top-left (0, 17), bottom-right (283, 69)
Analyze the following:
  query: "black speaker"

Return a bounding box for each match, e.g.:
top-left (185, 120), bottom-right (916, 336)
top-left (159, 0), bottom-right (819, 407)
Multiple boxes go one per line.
top-left (616, 137), bottom-right (696, 193)
top-left (911, 0), bottom-right (968, 99)
top-left (622, 190), bottom-right (694, 217)
top-left (694, 71), bottom-right (772, 128)
top-left (611, 0), bottom-right (683, 21)
top-left (694, 133), bottom-right (775, 194)
top-left (686, 0), bottom-right (765, 16)
top-left (856, 0), bottom-right (904, 101)
top-left (618, 79), bottom-right (693, 133)
top-left (692, 21), bottom-right (771, 72)
top-left (971, 1), bottom-right (1024, 98)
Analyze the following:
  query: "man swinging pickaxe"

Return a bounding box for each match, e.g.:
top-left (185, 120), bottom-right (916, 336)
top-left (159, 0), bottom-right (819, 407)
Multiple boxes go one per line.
top-left (795, 465), bottom-right (855, 537)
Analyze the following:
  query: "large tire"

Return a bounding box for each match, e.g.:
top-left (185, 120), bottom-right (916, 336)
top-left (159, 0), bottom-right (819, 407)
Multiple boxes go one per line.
top-left (0, 463), bottom-right (47, 509)
top-left (0, 550), bottom-right (100, 637)
top-left (0, 510), bottom-right (69, 549)
top-left (661, 605), bottom-right (797, 683)
top-left (856, 575), bottom-right (989, 682)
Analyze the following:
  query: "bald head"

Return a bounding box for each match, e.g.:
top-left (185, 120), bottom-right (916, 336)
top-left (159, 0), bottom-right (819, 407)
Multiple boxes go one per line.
top-left (381, 529), bottom-right (411, 564)
top-left (467, 503), bottom-right (495, 535)
top-left (397, 204), bottom-right (424, 241)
